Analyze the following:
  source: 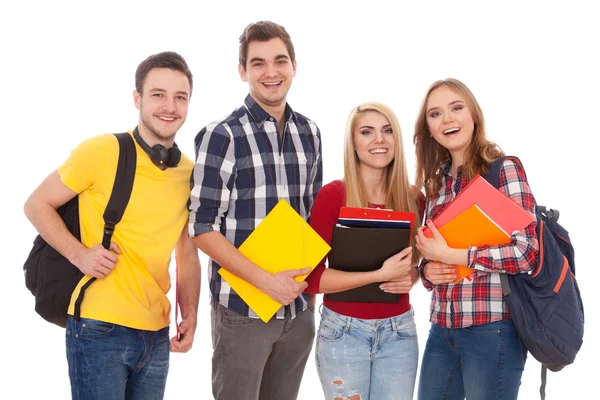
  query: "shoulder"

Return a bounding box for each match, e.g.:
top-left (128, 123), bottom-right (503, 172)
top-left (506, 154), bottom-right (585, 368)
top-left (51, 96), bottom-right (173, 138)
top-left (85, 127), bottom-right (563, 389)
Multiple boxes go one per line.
top-left (318, 180), bottom-right (345, 198)
top-left (177, 152), bottom-right (194, 171)
top-left (498, 156), bottom-right (528, 182)
top-left (196, 105), bottom-right (248, 139)
top-left (292, 111), bottom-right (321, 135)
top-left (71, 133), bottom-right (119, 159)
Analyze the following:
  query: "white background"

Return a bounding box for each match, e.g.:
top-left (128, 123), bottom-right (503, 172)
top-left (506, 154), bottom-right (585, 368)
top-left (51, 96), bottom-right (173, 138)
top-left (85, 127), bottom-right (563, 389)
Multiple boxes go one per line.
top-left (2, 0), bottom-right (597, 399)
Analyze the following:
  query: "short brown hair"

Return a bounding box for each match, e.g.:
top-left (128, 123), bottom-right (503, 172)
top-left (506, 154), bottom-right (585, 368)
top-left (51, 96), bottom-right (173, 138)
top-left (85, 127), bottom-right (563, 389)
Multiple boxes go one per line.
top-left (135, 51), bottom-right (193, 96)
top-left (239, 21), bottom-right (295, 69)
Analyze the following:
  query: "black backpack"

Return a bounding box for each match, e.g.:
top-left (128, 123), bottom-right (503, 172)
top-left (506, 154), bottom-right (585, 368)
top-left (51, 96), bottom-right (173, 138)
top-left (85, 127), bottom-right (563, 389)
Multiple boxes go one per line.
top-left (24, 132), bottom-right (136, 328)
top-left (485, 156), bottom-right (584, 399)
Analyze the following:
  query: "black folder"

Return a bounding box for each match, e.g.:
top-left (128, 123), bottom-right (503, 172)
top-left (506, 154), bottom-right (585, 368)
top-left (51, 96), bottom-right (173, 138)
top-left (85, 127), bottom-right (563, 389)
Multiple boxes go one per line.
top-left (325, 225), bottom-right (411, 303)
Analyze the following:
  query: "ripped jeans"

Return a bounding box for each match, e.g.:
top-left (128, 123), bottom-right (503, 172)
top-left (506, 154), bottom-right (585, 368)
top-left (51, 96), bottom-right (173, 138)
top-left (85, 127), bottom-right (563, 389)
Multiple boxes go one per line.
top-left (315, 305), bottom-right (418, 400)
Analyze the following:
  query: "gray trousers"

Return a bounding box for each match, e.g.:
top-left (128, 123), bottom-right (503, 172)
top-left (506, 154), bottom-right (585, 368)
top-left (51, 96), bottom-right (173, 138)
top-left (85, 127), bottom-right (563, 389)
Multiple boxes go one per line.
top-left (211, 301), bottom-right (316, 400)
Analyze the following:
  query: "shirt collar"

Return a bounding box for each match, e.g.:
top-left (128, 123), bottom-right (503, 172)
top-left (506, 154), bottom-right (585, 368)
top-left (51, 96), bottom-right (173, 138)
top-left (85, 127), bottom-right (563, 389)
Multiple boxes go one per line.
top-left (441, 159), bottom-right (464, 177)
top-left (244, 94), bottom-right (295, 125)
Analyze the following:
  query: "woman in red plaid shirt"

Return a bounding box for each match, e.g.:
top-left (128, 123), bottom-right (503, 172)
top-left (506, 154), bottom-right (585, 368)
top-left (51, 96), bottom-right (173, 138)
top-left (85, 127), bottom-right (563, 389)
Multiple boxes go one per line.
top-left (413, 78), bottom-right (539, 400)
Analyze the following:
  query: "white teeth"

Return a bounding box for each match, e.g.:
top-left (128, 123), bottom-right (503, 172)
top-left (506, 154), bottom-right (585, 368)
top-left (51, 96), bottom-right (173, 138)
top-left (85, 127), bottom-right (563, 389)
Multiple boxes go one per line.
top-left (444, 127), bottom-right (459, 134)
top-left (369, 149), bottom-right (388, 154)
top-left (158, 117), bottom-right (175, 121)
top-left (263, 82), bottom-right (281, 86)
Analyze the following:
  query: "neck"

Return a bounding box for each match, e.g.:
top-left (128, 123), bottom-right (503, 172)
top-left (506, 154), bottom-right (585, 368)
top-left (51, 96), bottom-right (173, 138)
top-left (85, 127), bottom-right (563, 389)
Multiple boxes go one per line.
top-left (359, 166), bottom-right (387, 205)
top-left (252, 95), bottom-right (286, 134)
top-left (449, 150), bottom-right (465, 177)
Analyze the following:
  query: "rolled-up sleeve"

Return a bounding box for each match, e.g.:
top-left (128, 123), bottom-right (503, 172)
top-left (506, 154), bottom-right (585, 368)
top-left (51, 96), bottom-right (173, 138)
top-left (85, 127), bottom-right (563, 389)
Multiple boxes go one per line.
top-left (188, 123), bottom-right (235, 238)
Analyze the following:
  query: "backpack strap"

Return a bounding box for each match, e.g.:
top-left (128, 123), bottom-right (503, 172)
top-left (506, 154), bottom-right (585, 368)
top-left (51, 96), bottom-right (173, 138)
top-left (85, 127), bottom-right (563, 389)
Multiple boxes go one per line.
top-left (484, 155), bottom-right (550, 400)
top-left (73, 132), bottom-right (137, 320)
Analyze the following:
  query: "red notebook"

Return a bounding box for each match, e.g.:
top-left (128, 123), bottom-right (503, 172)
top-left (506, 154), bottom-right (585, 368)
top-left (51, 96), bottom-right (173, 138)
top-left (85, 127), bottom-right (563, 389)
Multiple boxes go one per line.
top-left (424, 175), bottom-right (534, 237)
top-left (338, 207), bottom-right (416, 230)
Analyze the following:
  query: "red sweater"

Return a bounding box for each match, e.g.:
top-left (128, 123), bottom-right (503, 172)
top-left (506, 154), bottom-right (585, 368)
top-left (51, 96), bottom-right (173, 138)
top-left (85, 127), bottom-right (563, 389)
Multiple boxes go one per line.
top-left (305, 180), bottom-right (424, 319)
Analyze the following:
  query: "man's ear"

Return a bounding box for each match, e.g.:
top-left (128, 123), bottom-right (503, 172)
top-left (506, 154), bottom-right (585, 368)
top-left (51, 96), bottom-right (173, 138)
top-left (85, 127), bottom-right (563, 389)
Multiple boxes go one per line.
top-left (133, 90), bottom-right (141, 110)
top-left (238, 64), bottom-right (248, 82)
top-left (292, 60), bottom-right (297, 77)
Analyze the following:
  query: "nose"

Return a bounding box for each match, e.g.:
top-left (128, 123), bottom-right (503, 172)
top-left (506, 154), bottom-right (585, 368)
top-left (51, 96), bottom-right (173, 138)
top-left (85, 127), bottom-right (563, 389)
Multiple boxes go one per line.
top-left (442, 112), bottom-right (454, 124)
top-left (161, 96), bottom-right (176, 112)
top-left (265, 62), bottom-right (278, 77)
top-left (374, 131), bottom-right (385, 142)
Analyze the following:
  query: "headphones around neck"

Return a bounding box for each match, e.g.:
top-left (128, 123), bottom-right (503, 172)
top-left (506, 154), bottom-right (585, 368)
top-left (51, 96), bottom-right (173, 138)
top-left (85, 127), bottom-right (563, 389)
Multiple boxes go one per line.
top-left (133, 127), bottom-right (181, 170)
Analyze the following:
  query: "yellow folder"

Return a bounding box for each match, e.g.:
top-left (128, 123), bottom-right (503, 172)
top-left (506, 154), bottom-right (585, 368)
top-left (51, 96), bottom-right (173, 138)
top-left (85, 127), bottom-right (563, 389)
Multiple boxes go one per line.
top-left (218, 199), bottom-right (331, 322)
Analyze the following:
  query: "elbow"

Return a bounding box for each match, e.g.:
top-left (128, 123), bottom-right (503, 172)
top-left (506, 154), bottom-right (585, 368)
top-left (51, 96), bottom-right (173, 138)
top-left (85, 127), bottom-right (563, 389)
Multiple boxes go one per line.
top-left (23, 194), bottom-right (37, 223)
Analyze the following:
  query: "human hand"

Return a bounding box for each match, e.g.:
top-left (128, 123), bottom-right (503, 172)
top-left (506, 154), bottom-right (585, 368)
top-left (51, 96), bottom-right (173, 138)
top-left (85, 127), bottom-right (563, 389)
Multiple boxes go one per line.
top-left (263, 268), bottom-right (310, 305)
top-left (379, 267), bottom-right (418, 294)
top-left (170, 316), bottom-right (197, 353)
top-left (378, 246), bottom-right (413, 282)
top-left (75, 242), bottom-right (121, 278)
top-left (415, 220), bottom-right (450, 263)
top-left (423, 261), bottom-right (459, 284)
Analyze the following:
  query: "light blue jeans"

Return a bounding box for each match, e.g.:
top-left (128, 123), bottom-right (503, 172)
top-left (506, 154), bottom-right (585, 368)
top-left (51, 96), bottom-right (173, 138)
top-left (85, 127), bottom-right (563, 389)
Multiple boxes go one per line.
top-left (315, 305), bottom-right (419, 400)
top-left (418, 320), bottom-right (527, 400)
top-left (66, 316), bottom-right (170, 400)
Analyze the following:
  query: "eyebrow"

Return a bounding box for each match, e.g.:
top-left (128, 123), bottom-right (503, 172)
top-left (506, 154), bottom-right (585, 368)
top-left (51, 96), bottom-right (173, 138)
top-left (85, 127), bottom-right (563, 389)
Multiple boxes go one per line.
top-left (426, 100), bottom-right (464, 114)
top-left (149, 88), bottom-right (189, 96)
top-left (249, 54), bottom-right (290, 64)
top-left (358, 124), bottom-right (392, 130)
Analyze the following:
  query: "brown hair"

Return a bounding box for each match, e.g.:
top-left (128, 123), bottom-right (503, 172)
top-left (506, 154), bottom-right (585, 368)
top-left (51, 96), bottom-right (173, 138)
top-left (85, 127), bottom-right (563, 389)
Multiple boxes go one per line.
top-left (239, 21), bottom-right (295, 69)
top-left (413, 78), bottom-right (503, 197)
top-left (135, 51), bottom-right (193, 96)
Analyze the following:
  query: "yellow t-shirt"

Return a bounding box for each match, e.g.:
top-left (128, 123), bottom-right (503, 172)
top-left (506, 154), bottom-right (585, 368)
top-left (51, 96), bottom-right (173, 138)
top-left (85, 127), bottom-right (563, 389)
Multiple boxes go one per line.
top-left (59, 131), bottom-right (193, 330)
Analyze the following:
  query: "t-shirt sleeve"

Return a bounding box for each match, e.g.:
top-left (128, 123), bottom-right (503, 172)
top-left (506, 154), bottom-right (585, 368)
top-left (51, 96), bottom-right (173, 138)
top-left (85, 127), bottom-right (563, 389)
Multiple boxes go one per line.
top-left (57, 134), bottom-right (109, 194)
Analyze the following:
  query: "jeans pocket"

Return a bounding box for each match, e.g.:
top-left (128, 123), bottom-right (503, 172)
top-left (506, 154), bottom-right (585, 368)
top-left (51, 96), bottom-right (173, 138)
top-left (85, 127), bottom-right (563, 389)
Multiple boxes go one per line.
top-left (318, 320), bottom-right (345, 342)
top-left (78, 319), bottom-right (116, 338)
top-left (394, 318), bottom-right (418, 340)
top-left (220, 305), bottom-right (255, 325)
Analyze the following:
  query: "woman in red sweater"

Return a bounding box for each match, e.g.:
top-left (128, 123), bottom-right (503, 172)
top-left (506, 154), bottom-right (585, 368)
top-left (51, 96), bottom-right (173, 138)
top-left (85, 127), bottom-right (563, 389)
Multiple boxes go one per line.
top-left (305, 102), bottom-right (424, 400)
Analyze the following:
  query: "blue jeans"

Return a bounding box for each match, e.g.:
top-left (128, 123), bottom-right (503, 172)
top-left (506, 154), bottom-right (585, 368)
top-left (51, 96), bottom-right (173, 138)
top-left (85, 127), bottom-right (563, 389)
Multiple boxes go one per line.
top-left (66, 316), bottom-right (170, 400)
top-left (418, 320), bottom-right (527, 400)
top-left (315, 305), bottom-right (419, 400)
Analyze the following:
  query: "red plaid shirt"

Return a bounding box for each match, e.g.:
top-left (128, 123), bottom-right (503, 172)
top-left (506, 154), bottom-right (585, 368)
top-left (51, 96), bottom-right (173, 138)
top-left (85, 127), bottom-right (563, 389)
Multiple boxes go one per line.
top-left (419, 158), bottom-right (539, 328)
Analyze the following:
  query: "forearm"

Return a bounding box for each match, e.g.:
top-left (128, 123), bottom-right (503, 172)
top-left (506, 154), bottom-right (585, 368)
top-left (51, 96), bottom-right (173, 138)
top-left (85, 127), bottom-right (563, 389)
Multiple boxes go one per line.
top-left (441, 247), bottom-right (469, 266)
top-left (176, 258), bottom-right (200, 321)
top-left (318, 268), bottom-right (382, 293)
top-left (192, 231), bottom-right (270, 290)
top-left (24, 186), bottom-right (86, 266)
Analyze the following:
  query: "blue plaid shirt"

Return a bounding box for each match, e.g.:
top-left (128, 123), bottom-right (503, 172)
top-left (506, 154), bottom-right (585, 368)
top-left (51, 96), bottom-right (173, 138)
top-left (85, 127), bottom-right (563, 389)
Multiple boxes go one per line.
top-left (189, 94), bottom-right (323, 319)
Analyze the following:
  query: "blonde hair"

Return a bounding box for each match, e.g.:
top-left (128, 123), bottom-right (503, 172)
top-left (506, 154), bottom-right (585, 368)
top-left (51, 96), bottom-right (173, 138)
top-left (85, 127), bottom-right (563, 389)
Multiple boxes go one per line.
top-left (343, 102), bottom-right (421, 263)
top-left (413, 78), bottom-right (504, 198)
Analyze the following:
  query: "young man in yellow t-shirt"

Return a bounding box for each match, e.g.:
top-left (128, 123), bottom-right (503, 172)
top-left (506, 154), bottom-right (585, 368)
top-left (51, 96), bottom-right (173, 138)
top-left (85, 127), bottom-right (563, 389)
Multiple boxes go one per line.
top-left (24, 51), bottom-right (200, 400)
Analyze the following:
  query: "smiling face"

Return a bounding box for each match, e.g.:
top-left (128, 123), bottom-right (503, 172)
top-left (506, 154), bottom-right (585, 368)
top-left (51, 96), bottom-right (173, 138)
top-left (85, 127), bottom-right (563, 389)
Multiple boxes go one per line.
top-left (238, 38), bottom-right (296, 112)
top-left (134, 67), bottom-right (190, 144)
top-left (425, 85), bottom-right (475, 160)
top-left (353, 110), bottom-right (396, 173)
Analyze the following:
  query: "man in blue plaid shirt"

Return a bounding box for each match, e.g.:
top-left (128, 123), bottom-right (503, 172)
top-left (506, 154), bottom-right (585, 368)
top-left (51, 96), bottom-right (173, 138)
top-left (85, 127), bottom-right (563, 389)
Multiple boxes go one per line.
top-left (188, 21), bottom-right (323, 399)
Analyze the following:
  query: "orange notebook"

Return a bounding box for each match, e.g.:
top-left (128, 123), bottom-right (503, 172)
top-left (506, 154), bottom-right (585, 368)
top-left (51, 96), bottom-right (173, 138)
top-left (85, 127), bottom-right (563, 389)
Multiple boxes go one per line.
top-left (436, 204), bottom-right (512, 282)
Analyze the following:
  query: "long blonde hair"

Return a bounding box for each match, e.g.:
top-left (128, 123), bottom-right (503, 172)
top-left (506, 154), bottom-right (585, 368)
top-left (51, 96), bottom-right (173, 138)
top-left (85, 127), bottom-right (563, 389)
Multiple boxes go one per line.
top-left (413, 78), bottom-right (504, 198)
top-left (343, 102), bottom-right (422, 263)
